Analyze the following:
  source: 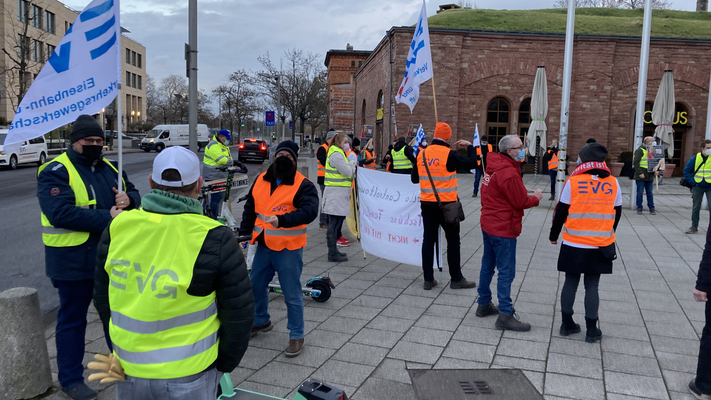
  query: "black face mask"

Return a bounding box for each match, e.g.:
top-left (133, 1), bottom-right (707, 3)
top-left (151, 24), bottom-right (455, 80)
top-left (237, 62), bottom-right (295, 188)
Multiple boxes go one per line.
top-left (81, 145), bottom-right (103, 161)
top-left (275, 156), bottom-right (295, 180)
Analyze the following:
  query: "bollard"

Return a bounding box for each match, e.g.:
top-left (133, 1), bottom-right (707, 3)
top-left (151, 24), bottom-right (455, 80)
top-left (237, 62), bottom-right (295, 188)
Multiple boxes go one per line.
top-left (0, 288), bottom-right (52, 399)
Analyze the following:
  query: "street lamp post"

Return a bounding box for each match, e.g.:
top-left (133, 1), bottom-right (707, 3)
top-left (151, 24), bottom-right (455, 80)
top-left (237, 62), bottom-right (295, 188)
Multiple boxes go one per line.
top-left (258, 73), bottom-right (282, 142)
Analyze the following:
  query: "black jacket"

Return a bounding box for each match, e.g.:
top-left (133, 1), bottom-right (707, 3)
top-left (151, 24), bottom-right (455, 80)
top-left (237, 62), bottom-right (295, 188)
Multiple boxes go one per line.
top-left (411, 140), bottom-right (478, 204)
top-left (38, 147), bottom-right (140, 281)
top-left (697, 226), bottom-right (711, 293)
top-left (387, 141), bottom-right (416, 174)
top-left (94, 191), bottom-right (254, 374)
top-left (542, 147), bottom-right (559, 170)
top-left (316, 145), bottom-right (328, 185)
top-left (239, 165), bottom-right (319, 243)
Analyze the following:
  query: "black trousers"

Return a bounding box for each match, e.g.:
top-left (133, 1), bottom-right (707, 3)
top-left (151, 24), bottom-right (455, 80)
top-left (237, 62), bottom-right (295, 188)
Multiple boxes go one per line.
top-left (421, 202), bottom-right (463, 282)
top-left (697, 300), bottom-right (711, 394)
top-left (327, 215), bottom-right (345, 250)
top-left (560, 273), bottom-right (600, 319)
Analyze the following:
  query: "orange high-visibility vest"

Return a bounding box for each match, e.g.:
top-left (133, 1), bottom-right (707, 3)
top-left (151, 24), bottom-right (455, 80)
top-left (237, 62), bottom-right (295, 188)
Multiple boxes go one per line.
top-left (476, 144), bottom-right (493, 167)
top-left (562, 174), bottom-right (617, 247)
top-left (417, 145), bottom-right (458, 202)
top-left (547, 149), bottom-right (559, 171)
top-left (362, 150), bottom-right (376, 170)
top-left (251, 172), bottom-right (308, 251)
top-left (317, 143), bottom-right (329, 178)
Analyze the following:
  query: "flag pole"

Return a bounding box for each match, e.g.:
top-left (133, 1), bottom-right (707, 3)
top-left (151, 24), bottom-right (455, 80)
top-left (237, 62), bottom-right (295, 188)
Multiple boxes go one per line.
top-left (117, 85), bottom-right (123, 194)
top-left (431, 77), bottom-right (438, 123)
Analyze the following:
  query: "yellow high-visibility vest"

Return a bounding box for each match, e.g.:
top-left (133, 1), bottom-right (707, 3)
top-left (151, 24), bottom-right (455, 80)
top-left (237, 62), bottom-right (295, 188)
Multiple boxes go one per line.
top-left (325, 146), bottom-right (352, 187)
top-left (392, 147), bottom-right (411, 170)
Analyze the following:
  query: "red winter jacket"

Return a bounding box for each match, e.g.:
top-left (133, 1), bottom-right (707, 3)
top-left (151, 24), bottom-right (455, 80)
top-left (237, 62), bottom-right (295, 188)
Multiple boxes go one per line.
top-left (480, 152), bottom-right (540, 238)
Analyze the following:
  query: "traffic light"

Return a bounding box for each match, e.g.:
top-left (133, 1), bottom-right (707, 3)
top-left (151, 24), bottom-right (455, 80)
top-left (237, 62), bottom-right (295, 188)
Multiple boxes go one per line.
top-left (241, 118), bottom-right (245, 127)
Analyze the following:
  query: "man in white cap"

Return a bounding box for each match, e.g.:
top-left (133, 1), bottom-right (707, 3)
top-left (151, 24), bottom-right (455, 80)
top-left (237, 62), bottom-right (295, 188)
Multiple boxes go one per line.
top-left (94, 146), bottom-right (254, 400)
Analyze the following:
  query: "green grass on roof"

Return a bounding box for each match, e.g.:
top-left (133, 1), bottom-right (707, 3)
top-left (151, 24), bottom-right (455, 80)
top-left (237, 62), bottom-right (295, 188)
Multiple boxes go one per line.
top-left (427, 8), bottom-right (711, 40)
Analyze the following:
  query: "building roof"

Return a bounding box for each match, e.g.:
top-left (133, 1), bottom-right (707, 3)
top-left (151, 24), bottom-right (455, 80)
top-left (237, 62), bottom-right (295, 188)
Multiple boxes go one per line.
top-left (428, 7), bottom-right (711, 40)
top-left (324, 49), bottom-right (373, 67)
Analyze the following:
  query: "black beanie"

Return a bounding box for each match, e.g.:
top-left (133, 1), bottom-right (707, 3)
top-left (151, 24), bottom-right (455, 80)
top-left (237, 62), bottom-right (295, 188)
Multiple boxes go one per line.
top-left (353, 137), bottom-right (361, 148)
top-left (275, 140), bottom-right (299, 160)
top-left (579, 143), bottom-right (608, 163)
top-left (70, 115), bottom-right (104, 143)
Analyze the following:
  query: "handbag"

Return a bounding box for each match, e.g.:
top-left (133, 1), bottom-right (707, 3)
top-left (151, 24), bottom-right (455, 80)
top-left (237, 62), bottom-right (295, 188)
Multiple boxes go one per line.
top-left (600, 243), bottom-right (617, 261)
top-left (680, 156), bottom-right (705, 189)
top-left (423, 148), bottom-right (465, 224)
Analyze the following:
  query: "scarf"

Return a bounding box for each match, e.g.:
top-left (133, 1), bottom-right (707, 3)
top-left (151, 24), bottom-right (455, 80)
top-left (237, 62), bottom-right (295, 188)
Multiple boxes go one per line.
top-left (570, 161), bottom-right (610, 178)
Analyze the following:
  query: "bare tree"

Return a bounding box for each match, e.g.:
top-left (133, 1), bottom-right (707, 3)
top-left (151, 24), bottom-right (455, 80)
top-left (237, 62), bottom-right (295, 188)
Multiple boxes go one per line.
top-left (145, 75), bottom-right (158, 121)
top-left (555, 0), bottom-right (671, 8)
top-left (1, 0), bottom-right (56, 113)
top-left (213, 69), bottom-right (258, 143)
top-left (303, 71), bottom-right (328, 139)
top-left (152, 75), bottom-right (212, 125)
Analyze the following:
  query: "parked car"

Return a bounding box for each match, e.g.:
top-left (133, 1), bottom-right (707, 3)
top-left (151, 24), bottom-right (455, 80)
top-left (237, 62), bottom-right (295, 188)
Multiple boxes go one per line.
top-left (0, 129), bottom-right (48, 170)
top-left (105, 130), bottom-right (140, 145)
top-left (238, 138), bottom-right (269, 162)
top-left (140, 124), bottom-right (209, 152)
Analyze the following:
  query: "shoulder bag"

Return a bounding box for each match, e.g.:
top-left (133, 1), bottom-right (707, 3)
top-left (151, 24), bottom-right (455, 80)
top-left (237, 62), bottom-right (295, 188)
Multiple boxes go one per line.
top-left (680, 155), bottom-right (705, 190)
top-left (423, 148), bottom-right (465, 224)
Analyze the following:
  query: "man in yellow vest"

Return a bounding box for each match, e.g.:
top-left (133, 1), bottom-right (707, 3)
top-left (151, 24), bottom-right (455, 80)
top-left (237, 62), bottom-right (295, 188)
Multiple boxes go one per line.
top-left (94, 146), bottom-right (254, 399)
top-left (37, 114), bottom-right (141, 400)
top-left (388, 136), bottom-right (416, 174)
top-left (316, 129), bottom-right (337, 230)
top-left (202, 129), bottom-right (233, 219)
top-left (683, 139), bottom-right (711, 234)
top-left (240, 141), bottom-right (319, 357)
top-left (542, 139), bottom-right (560, 201)
top-left (633, 136), bottom-right (658, 215)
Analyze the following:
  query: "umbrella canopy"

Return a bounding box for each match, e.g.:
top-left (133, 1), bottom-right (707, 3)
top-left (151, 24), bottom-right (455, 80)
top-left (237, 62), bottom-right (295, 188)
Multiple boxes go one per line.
top-left (652, 71), bottom-right (675, 158)
top-left (527, 67), bottom-right (548, 157)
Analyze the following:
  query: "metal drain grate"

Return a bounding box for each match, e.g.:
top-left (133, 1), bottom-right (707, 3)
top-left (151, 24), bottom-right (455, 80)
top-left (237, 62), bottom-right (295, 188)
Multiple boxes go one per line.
top-left (460, 381), bottom-right (493, 395)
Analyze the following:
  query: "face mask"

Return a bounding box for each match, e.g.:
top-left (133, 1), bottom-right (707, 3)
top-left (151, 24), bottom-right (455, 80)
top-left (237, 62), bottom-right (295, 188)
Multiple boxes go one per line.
top-left (514, 149), bottom-right (526, 162)
top-left (704, 149), bottom-right (711, 157)
top-left (81, 145), bottom-right (103, 161)
top-left (343, 144), bottom-right (351, 152)
top-left (275, 156), bottom-right (295, 179)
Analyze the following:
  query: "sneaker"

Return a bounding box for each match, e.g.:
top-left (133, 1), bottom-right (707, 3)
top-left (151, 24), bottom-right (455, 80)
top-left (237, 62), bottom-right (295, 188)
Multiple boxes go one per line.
top-left (250, 321), bottom-right (273, 338)
top-left (450, 278), bottom-right (477, 289)
top-left (495, 312), bottom-right (531, 332)
top-left (687, 227), bottom-right (699, 234)
top-left (286, 338), bottom-right (304, 358)
top-left (637, 210), bottom-right (643, 215)
top-left (650, 210), bottom-right (657, 215)
top-left (337, 237), bottom-right (350, 247)
top-left (475, 303), bottom-right (499, 317)
top-left (423, 279), bottom-right (438, 290)
top-left (689, 378), bottom-right (711, 400)
top-left (319, 224), bottom-right (328, 231)
top-left (62, 384), bottom-right (97, 400)
top-left (472, 193), bottom-right (478, 198)
top-left (548, 195), bottom-right (555, 201)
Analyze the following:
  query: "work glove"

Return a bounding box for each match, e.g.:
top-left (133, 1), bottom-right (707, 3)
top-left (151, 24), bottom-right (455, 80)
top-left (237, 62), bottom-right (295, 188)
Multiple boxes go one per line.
top-left (347, 152), bottom-right (357, 163)
top-left (227, 159), bottom-right (235, 166)
top-left (87, 353), bottom-right (125, 384)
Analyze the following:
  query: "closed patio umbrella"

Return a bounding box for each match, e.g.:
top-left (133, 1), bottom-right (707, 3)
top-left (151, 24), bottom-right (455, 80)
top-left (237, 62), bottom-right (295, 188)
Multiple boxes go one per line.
top-left (528, 67), bottom-right (548, 183)
top-left (652, 70), bottom-right (675, 159)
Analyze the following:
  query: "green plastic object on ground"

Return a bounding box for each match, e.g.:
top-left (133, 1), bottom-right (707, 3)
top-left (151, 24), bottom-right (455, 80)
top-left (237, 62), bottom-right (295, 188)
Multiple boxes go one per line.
top-left (217, 374), bottom-right (348, 400)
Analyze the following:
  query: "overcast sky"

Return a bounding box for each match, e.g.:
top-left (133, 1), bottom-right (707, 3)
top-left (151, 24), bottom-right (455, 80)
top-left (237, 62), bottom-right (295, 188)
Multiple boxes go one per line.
top-left (65, 0), bottom-right (702, 98)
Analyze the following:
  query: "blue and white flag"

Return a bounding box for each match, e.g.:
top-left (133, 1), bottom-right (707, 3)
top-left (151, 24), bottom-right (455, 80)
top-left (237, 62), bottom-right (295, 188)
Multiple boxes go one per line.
top-left (472, 123), bottom-right (481, 147)
top-left (412, 124), bottom-right (426, 157)
top-left (395, 0), bottom-right (433, 113)
top-left (5, 0), bottom-right (121, 150)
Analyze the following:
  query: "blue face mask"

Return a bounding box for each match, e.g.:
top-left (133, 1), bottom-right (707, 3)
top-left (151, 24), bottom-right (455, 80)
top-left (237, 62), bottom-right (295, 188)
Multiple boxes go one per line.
top-left (514, 149), bottom-right (526, 162)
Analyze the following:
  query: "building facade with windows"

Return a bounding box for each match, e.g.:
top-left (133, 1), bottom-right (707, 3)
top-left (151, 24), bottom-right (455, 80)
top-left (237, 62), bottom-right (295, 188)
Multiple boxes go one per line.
top-left (343, 10), bottom-right (711, 176)
top-left (0, 0), bottom-right (147, 128)
top-left (324, 46), bottom-right (371, 136)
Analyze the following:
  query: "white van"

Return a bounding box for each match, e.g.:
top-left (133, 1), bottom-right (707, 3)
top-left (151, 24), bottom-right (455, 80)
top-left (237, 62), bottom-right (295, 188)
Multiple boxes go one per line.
top-left (140, 124), bottom-right (209, 152)
top-left (0, 129), bottom-right (48, 170)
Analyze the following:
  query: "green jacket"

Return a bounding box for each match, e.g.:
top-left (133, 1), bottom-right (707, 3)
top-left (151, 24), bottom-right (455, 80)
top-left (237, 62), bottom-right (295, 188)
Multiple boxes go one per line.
top-left (633, 146), bottom-right (654, 182)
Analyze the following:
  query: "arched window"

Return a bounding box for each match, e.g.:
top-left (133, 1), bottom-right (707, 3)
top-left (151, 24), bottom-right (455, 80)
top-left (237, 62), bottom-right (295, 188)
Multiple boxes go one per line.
top-left (519, 99), bottom-right (531, 138)
top-left (376, 90), bottom-right (384, 121)
top-left (486, 98), bottom-right (510, 152)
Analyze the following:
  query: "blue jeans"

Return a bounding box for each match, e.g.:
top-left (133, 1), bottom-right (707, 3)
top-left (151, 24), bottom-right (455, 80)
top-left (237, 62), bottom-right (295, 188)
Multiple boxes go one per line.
top-left (208, 191), bottom-right (223, 220)
top-left (473, 169), bottom-right (484, 195)
top-left (477, 231), bottom-right (517, 315)
top-left (635, 180), bottom-right (655, 211)
top-left (116, 367), bottom-right (220, 400)
top-left (52, 279), bottom-right (111, 389)
top-left (250, 245), bottom-right (304, 339)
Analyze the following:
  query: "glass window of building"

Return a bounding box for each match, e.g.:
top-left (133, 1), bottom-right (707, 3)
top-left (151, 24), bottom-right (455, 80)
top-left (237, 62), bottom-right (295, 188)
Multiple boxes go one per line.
top-left (137, 75), bottom-right (142, 90)
top-left (31, 5), bottom-right (42, 28)
top-left (45, 11), bottom-right (55, 34)
top-left (126, 48), bottom-right (130, 64)
top-left (137, 54), bottom-right (142, 69)
top-left (486, 98), bottom-right (510, 152)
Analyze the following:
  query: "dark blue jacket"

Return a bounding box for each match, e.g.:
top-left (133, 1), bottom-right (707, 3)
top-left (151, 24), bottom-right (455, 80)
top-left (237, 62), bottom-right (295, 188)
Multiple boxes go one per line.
top-left (683, 153), bottom-right (711, 189)
top-left (37, 147), bottom-right (140, 281)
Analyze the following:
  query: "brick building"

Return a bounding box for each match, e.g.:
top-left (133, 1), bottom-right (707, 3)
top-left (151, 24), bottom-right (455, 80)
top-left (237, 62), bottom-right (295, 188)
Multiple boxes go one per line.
top-left (334, 10), bottom-right (711, 176)
top-left (325, 45), bottom-right (371, 136)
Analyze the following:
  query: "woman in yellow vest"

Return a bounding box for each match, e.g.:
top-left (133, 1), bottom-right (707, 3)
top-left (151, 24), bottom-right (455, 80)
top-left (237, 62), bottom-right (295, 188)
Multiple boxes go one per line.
top-left (316, 130), bottom-right (337, 229)
top-left (323, 133), bottom-right (357, 261)
top-left (549, 143), bottom-right (622, 344)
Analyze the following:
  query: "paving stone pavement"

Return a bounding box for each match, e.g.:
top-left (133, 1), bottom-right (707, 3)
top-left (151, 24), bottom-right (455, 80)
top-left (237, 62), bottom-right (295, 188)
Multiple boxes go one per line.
top-left (43, 172), bottom-right (709, 400)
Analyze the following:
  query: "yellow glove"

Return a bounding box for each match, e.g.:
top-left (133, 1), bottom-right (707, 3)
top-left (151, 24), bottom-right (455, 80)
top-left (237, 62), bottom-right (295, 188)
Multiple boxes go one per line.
top-left (87, 353), bottom-right (126, 384)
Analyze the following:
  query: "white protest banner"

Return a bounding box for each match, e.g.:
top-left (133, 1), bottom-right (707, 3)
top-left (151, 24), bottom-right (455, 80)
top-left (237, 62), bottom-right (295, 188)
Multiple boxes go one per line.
top-left (394, 0), bottom-right (433, 113)
top-left (5, 0), bottom-right (121, 150)
top-left (357, 168), bottom-right (423, 267)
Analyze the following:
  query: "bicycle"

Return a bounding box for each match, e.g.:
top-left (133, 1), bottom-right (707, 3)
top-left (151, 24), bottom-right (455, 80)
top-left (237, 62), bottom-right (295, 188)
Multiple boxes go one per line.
top-left (199, 163), bottom-right (250, 226)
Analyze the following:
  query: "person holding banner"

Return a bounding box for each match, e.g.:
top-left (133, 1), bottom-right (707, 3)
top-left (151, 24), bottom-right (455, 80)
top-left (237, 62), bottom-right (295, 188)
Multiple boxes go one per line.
top-left (359, 139), bottom-right (377, 169)
top-left (412, 123), bottom-right (478, 290)
top-left (472, 135), bottom-right (492, 198)
top-left (316, 129), bottom-right (337, 230)
top-left (324, 133), bottom-right (358, 261)
top-left (388, 136), bottom-right (416, 174)
top-left (478, 135), bottom-right (542, 332)
top-left (633, 136), bottom-right (658, 215)
top-left (37, 115), bottom-right (141, 400)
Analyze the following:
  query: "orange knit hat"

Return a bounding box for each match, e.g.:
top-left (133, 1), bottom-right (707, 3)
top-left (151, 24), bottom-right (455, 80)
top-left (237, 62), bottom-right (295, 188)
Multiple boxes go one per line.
top-left (434, 122), bottom-right (452, 141)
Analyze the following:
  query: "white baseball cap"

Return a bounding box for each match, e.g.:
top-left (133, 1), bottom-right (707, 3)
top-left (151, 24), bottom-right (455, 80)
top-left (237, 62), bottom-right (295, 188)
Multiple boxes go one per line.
top-left (151, 147), bottom-right (200, 187)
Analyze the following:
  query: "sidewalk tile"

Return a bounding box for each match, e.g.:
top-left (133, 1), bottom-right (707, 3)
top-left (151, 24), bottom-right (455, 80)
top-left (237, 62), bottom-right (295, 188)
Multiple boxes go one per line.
top-left (402, 326), bottom-right (454, 347)
top-left (353, 377), bottom-right (416, 400)
top-left (367, 316), bottom-right (415, 333)
top-left (544, 373), bottom-right (605, 400)
top-left (332, 342), bottom-right (388, 366)
top-left (248, 361), bottom-right (315, 388)
top-left (351, 328), bottom-right (404, 348)
top-left (546, 352), bottom-right (603, 378)
top-left (603, 352), bottom-right (662, 377)
top-left (604, 371), bottom-right (669, 399)
top-left (312, 360), bottom-right (374, 388)
top-left (388, 341), bottom-right (443, 364)
top-left (441, 339), bottom-right (496, 363)
top-left (496, 338), bottom-right (549, 361)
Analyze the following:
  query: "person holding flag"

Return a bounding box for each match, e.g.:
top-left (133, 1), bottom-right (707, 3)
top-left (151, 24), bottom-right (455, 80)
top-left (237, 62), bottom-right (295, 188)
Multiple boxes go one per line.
top-left (471, 128), bottom-right (492, 198)
top-left (38, 115), bottom-right (141, 400)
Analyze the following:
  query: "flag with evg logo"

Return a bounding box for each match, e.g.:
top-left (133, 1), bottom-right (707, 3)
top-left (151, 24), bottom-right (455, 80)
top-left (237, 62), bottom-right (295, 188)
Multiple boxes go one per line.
top-left (394, 0), bottom-right (433, 113)
top-left (5, 0), bottom-right (121, 151)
